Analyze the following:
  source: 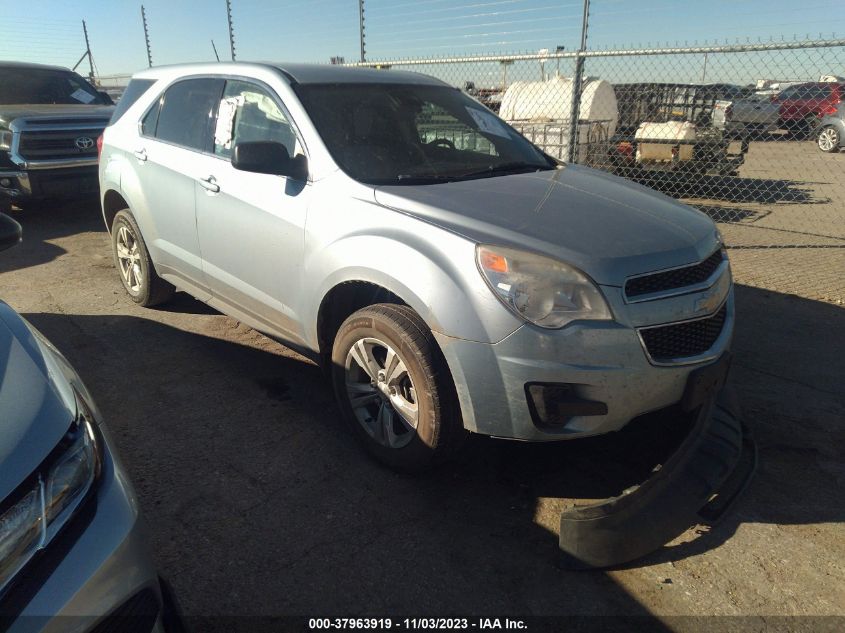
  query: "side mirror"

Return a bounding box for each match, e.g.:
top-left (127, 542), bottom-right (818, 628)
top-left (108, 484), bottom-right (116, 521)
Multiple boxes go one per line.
top-left (232, 141), bottom-right (308, 181)
top-left (0, 211), bottom-right (22, 252)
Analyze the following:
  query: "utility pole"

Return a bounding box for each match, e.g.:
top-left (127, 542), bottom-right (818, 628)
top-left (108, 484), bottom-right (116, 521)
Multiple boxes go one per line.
top-left (141, 5), bottom-right (153, 68)
top-left (358, 0), bottom-right (366, 63)
top-left (701, 52), bottom-right (709, 82)
top-left (226, 0), bottom-right (236, 61)
top-left (82, 20), bottom-right (94, 82)
top-left (566, 0), bottom-right (590, 163)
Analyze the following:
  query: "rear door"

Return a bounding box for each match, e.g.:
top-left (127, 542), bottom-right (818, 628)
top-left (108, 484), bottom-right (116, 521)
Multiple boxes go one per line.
top-left (134, 77), bottom-right (224, 297)
top-left (192, 78), bottom-right (310, 340)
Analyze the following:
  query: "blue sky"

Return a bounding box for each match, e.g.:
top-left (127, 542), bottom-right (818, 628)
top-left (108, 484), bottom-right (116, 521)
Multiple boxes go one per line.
top-left (1, 0), bottom-right (843, 77)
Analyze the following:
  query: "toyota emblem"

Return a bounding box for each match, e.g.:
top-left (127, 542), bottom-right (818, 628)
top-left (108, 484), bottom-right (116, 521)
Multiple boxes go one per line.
top-left (75, 136), bottom-right (95, 150)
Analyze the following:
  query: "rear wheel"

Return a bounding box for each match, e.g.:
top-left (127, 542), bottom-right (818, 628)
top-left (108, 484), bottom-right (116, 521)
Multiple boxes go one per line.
top-left (111, 210), bottom-right (175, 306)
top-left (331, 303), bottom-right (464, 472)
top-left (817, 125), bottom-right (840, 153)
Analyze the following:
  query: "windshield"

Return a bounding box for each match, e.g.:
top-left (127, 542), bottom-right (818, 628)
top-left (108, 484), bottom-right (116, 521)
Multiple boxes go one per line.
top-left (0, 68), bottom-right (109, 105)
top-left (294, 82), bottom-right (555, 185)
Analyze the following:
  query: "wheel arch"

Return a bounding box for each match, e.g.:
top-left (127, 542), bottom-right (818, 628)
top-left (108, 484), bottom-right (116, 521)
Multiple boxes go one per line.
top-left (102, 189), bottom-right (129, 233)
top-left (315, 277), bottom-right (423, 359)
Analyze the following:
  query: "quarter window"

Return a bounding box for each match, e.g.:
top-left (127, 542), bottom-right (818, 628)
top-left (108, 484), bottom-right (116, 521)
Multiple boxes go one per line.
top-left (213, 80), bottom-right (300, 159)
top-left (154, 78), bottom-right (223, 151)
top-left (141, 98), bottom-right (161, 137)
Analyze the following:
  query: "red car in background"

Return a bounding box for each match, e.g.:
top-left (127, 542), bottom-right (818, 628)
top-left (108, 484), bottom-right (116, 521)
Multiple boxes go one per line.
top-left (774, 82), bottom-right (844, 133)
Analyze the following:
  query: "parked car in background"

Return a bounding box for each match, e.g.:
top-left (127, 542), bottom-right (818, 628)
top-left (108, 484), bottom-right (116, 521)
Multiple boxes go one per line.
top-left (0, 212), bottom-right (179, 630)
top-left (0, 61), bottom-right (113, 207)
top-left (816, 102), bottom-right (845, 152)
top-left (712, 92), bottom-right (780, 138)
top-left (100, 63), bottom-right (735, 474)
top-left (774, 81), bottom-right (844, 134)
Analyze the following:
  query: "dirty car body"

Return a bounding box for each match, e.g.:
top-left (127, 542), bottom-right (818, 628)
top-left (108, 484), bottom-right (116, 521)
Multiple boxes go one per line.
top-left (0, 214), bottom-right (171, 630)
top-left (99, 62), bottom-right (733, 448)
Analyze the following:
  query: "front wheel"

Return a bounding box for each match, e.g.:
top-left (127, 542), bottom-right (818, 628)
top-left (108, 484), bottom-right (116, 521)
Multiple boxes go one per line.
top-left (111, 210), bottom-right (175, 307)
top-left (331, 303), bottom-right (464, 472)
top-left (817, 125), bottom-right (840, 153)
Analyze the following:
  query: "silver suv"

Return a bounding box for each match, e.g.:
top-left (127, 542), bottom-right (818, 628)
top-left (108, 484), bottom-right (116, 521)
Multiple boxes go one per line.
top-left (99, 63), bottom-right (733, 471)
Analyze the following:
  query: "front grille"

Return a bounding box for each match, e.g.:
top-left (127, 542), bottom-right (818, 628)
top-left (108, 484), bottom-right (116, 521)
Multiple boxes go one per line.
top-left (640, 303), bottom-right (728, 363)
top-left (88, 588), bottom-right (161, 633)
top-left (18, 128), bottom-right (104, 160)
top-left (625, 249), bottom-right (724, 299)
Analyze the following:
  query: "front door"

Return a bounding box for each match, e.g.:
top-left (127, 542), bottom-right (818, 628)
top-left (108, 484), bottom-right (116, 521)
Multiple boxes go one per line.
top-left (193, 79), bottom-right (310, 340)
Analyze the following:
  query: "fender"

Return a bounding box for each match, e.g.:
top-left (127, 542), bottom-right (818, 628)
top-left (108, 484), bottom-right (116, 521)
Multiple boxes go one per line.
top-left (300, 220), bottom-right (524, 352)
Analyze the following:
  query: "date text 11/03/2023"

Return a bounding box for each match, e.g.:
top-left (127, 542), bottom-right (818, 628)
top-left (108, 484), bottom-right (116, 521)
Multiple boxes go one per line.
top-left (308, 618), bottom-right (528, 630)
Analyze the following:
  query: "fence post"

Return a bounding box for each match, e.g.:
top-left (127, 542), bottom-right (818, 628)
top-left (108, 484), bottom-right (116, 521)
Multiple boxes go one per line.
top-left (566, 0), bottom-right (590, 163)
top-left (82, 20), bottom-right (95, 82)
top-left (141, 5), bottom-right (153, 68)
top-left (358, 0), bottom-right (366, 63)
top-left (226, 0), bottom-right (236, 61)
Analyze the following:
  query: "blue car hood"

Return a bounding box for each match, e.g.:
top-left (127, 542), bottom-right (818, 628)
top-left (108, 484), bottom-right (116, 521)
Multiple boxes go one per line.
top-left (0, 301), bottom-right (74, 502)
top-left (375, 164), bottom-right (719, 286)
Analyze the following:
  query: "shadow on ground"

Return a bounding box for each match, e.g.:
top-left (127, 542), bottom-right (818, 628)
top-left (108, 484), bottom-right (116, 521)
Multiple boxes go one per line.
top-left (634, 173), bottom-right (827, 205)
top-left (21, 283), bottom-right (845, 619)
top-left (0, 196), bottom-right (103, 274)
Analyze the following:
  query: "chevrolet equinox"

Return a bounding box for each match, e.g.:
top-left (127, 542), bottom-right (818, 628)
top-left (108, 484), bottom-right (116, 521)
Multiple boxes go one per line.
top-left (99, 63), bottom-right (734, 471)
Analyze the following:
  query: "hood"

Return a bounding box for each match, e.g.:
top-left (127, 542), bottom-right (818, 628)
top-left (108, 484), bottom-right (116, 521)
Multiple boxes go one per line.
top-left (374, 164), bottom-right (719, 286)
top-left (0, 301), bottom-right (75, 502)
top-left (0, 104), bottom-right (114, 127)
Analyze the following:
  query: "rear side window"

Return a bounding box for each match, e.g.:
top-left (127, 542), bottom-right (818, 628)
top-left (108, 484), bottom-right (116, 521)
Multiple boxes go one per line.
top-left (153, 78), bottom-right (223, 151)
top-left (109, 79), bottom-right (156, 125)
top-left (141, 98), bottom-right (161, 136)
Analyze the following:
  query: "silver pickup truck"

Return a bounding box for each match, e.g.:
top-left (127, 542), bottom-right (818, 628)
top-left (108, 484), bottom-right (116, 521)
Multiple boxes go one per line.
top-left (0, 62), bottom-right (114, 206)
top-left (712, 93), bottom-right (780, 138)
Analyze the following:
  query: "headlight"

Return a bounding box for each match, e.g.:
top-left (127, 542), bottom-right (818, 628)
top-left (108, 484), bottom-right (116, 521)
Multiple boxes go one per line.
top-left (0, 390), bottom-right (101, 595)
top-left (476, 244), bottom-right (612, 329)
top-left (0, 130), bottom-right (11, 151)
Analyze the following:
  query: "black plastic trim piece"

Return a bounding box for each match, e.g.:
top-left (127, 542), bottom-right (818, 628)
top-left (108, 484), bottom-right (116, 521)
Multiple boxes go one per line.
top-left (558, 384), bottom-right (755, 569)
top-left (525, 382), bottom-right (608, 430)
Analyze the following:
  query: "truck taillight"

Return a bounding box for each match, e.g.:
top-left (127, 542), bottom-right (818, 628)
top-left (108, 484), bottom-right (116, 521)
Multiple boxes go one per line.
top-left (96, 134), bottom-right (103, 160)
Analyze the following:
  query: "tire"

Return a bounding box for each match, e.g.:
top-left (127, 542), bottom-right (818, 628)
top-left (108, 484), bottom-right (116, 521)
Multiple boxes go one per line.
top-left (817, 125), bottom-right (841, 153)
top-left (331, 303), bottom-right (465, 472)
top-left (111, 209), bottom-right (175, 307)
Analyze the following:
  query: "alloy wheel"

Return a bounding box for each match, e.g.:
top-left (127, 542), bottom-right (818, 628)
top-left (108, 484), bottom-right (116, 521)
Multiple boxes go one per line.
top-left (116, 225), bottom-right (143, 293)
top-left (345, 337), bottom-right (419, 449)
top-left (818, 127), bottom-right (839, 152)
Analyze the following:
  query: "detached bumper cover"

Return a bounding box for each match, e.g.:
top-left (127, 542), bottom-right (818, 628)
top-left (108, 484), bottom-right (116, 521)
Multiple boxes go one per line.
top-left (558, 379), bottom-right (756, 569)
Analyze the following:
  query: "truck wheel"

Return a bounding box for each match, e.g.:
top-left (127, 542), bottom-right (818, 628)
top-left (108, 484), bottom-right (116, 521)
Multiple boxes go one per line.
top-left (111, 210), bottom-right (175, 307)
top-left (331, 303), bottom-right (465, 472)
top-left (817, 125), bottom-right (840, 153)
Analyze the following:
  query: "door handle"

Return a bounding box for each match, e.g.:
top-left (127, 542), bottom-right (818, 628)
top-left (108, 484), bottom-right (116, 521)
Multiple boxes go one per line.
top-left (198, 175), bottom-right (220, 193)
top-left (134, 149), bottom-right (147, 161)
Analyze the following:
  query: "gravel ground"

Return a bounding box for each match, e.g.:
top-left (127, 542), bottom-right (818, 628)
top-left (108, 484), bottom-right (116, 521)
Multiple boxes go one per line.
top-left (0, 198), bottom-right (843, 630)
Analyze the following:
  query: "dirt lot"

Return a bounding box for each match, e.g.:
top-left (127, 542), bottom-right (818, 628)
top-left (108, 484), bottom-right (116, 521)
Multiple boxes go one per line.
top-left (0, 185), bottom-right (843, 630)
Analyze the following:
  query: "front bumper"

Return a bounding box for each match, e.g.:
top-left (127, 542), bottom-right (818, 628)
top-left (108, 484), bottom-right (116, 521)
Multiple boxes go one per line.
top-left (1, 426), bottom-right (166, 633)
top-left (0, 166), bottom-right (100, 201)
top-left (558, 381), bottom-right (757, 568)
top-left (434, 290), bottom-right (734, 441)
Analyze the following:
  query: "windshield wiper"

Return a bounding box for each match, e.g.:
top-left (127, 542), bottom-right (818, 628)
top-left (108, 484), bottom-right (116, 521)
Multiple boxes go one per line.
top-left (396, 162), bottom-right (552, 184)
top-left (454, 161), bottom-right (553, 179)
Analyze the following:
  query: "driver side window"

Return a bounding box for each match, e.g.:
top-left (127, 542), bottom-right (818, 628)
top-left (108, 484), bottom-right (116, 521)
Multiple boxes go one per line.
top-left (214, 80), bottom-right (301, 160)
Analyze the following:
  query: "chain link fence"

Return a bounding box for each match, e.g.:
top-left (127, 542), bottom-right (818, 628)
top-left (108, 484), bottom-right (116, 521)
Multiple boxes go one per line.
top-left (348, 40), bottom-right (845, 305)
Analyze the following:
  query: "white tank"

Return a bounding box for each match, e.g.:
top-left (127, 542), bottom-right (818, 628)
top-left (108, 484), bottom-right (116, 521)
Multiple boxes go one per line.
top-left (635, 121), bottom-right (697, 162)
top-left (499, 76), bottom-right (618, 159)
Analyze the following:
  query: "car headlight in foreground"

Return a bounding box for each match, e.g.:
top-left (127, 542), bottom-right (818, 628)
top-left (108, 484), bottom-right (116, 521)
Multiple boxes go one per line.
top-left (0, 389), bottom-right (102, 596)
top-left (476, 244), bottom-right (613, 329)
